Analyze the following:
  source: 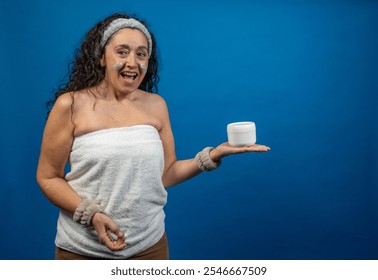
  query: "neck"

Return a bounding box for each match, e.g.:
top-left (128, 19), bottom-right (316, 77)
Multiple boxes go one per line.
top-left (96, 80), bottom-right (140, 102)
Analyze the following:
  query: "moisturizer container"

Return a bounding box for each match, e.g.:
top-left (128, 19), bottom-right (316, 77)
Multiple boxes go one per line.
top-left (227, 121), bottom-right (256, 146)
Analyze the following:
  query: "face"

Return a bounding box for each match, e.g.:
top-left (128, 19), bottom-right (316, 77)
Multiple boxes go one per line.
top-left (101, 28), bottom-right (149, 94)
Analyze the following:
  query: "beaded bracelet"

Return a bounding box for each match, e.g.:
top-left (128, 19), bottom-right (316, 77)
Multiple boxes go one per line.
top-left (195, 147), bottom-right (222, 172)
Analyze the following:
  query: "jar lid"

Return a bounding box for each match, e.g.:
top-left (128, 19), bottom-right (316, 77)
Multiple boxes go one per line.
top-left (227, 121), bottom-right (255, 132)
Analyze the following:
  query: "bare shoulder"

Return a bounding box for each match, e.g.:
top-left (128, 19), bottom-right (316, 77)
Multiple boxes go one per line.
top-left (43, 92), bottom-right (75, 147)
top-left (53, 90), bottom-right (95, 115)
top-left (139, 92), bottom-right (170, 131)
top-left (46, 93), bottom-right (75, 125)
top-left (53, 92), bottom-right (74, 111)
top-left (145, 92), bottom-right (169, 114)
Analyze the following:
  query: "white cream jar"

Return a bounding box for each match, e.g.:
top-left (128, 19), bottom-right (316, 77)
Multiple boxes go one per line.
top-left (227, 121), bottom-right (256, 146)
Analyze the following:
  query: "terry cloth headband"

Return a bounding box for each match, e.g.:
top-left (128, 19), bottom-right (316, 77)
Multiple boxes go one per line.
top-left (100, 18), bottom-right (152, 57)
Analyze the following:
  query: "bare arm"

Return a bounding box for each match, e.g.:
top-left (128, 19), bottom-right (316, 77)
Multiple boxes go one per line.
top-left (36, 93), bottom-right (125, 250)
top-left (36, 93), bottom-right (81, 212)
top-left (157, 97), bottom-right (270, 188)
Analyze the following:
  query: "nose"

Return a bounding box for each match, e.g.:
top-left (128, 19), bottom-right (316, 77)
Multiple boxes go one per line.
top-left (125, 53), bottom-right (137, 69)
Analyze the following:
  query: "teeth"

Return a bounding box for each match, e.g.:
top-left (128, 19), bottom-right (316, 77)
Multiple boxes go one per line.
top-left (121, 72), bottom-right (138, 79)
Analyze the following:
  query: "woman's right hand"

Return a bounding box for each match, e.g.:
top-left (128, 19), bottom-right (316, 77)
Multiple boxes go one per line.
top-left (91, 212), bottom-right (126, 251)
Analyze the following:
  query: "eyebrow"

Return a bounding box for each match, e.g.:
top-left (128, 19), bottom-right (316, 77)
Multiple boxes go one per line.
top-left (115, 44), bottom-right (148, 52)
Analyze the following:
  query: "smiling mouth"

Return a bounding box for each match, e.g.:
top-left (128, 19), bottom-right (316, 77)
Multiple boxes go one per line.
top-left (120, 72), bottom-right (138, 80)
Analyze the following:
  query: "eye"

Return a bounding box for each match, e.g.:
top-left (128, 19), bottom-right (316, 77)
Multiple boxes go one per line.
top-left (117, 50), bottom-right (129, 56)
top-left (137, 51), bottom-right (147, 58)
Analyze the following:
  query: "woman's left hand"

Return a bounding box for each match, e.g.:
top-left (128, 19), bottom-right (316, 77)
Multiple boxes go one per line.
top-left (210, 142), bottom-right (270, 162)
top-left (92, 212), bottom-right (126, 251)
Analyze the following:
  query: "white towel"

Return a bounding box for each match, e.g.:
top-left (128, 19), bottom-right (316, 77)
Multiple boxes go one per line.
top-left (55, 125), bottom-right (168, 259)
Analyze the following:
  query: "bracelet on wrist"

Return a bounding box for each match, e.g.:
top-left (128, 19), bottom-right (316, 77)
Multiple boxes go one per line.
top-left (195, 147), bottom-right (222, 172)
top-left (73, 198), bottom-right (103, 227)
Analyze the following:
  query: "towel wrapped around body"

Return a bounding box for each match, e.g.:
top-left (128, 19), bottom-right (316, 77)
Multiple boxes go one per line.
top-left (55, 125), bottom-right (168, 259)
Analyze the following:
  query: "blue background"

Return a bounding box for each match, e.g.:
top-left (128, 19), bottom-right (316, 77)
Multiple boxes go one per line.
top-left (0, 0), bottom-right (377, 259)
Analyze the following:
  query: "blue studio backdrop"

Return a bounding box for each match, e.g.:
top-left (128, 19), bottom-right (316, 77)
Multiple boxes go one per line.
top-left (0, 0), bottom-right (377, 259)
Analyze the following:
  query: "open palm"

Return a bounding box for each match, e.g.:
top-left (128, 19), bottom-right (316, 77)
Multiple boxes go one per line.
top-left (214, 142), bottom-right (270, 159)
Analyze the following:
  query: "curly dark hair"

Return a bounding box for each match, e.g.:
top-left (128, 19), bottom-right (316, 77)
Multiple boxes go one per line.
top-left (46, 12), bottom-right (160, 116)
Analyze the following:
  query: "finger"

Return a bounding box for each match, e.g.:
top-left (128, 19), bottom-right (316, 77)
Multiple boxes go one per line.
top-left (254, 147), bottom-right (270, 152)
top-left (106, 223), bottom-right (126, 242)
top-left (261, 145), bottom-right (270, 151)
top-left (118, 231), bottom-right (126, 241)
top-left (245, 144), bottom-right (270, 152)
top-left (96, 227), bottom-right (125, 249)
top-left (99, 229), bottom-right (126, 251)
top-left (254, 145), bottom-right (269, 151)
top-left (103, 238), bottom-right (127, 251)
top-left (107, 229), bottom-right (126, 243)
top-left (107, 229), bottom-right (117, 241)
top-left (97, 230), bottom-right (110, 245)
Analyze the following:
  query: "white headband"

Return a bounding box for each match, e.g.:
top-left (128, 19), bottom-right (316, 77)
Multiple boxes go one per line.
top-left (100, 18), bottom-right (152, 56)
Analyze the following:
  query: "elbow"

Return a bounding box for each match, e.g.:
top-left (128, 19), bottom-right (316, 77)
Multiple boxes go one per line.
top-left (36, 167), bottom-right (44, 189)
top-left (162, 160), bottom-right (178, 188)
top-left (36, 166), bottom-right (55, 194)
top-left (36, 170), bottom-right (48, 193)
top-left (162, 174), bottom-right (173, 188)
top-left (162, 178), bottom-right (174, 188)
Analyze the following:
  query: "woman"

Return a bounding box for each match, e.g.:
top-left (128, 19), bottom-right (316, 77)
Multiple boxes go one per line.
top-left (36, 12), bottom-right (270, 260)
